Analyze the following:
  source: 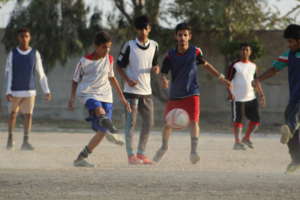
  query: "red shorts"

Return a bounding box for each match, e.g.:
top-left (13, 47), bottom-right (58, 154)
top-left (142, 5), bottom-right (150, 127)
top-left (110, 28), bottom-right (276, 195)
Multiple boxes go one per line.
top-left (164, 95), bottom-right (200, 122)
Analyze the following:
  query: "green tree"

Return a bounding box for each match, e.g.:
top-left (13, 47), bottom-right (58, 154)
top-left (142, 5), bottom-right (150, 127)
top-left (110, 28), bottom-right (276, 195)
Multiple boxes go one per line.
top-left (169, 0), bottom-right (291, 66)
top-left (2, 0), bottom-right (102, 72)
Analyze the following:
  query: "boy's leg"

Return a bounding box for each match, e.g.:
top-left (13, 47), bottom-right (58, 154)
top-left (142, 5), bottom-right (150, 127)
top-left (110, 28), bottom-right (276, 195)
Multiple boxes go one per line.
top-left (281, 103), bottom-right (299, 144)
top-left (242, 99), bottom-right (260, 149)
top-left (136, 96), bottom-right (153, 164)
top-left (153, 125), bottom-right (172, 163)
top-left (190, 121), bottom-right (200, 164)
top-left (7, 97), bottom-right (21, 150)
top-left (20, 96), bottom-right (35, 150)
top-left (124, 98), bottom-right (140, 164)
top-left (232, 101), bottom-right (246, 150)
top-left (286, 131), bottom-right (300, 173)
top-left (74, 131), bottom-right (105, 167)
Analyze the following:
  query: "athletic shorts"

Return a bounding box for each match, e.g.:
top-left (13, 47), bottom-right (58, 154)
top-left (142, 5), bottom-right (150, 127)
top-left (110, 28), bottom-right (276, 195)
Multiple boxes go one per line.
top-left (8, 96), bottom-right (35, 114)
top-left (231, 98), bottom-right (260, 123)
top-left (164, 95), bottom-right (200, 122)
top-left (85, 99), bottom-right (113, 120)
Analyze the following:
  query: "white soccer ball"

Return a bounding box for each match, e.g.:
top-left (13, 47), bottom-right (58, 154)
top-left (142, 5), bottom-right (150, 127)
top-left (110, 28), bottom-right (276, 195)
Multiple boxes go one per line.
top-left (165, 108), bottom-right (190, 129)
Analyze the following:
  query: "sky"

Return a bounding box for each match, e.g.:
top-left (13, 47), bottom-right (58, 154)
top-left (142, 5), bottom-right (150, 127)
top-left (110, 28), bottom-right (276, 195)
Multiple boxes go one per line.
top-left (0, 0), bottom-right (299, 28)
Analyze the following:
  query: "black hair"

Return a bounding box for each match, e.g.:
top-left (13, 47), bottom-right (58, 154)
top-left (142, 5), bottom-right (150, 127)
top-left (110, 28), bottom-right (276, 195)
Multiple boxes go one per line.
top-left (284, 24), bottom-right (300, 39)
top-left (17, 27), bottom-right (30, 35)
top-left (240, 43), bottom-right (252, 50)
top-left (94, 31), bottom-right (112, 46)
top-left (134, 15), bottom-right (150, 29)
top-left (175, 23), bottom-right (192, 33)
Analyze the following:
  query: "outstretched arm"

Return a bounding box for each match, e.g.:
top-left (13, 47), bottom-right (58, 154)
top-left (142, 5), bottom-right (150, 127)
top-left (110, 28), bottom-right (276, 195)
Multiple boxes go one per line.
top-left (202, 61), bottom-right (232, 89)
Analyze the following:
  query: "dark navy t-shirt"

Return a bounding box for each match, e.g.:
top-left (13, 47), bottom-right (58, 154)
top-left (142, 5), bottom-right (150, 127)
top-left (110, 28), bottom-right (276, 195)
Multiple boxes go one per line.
top-left (161, 46), bottom-right (204, 100)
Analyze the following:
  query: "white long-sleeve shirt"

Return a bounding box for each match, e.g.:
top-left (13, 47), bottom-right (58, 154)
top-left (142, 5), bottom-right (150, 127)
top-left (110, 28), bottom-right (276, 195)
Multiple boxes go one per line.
top-left (5, 47), bottom-right (51, 97)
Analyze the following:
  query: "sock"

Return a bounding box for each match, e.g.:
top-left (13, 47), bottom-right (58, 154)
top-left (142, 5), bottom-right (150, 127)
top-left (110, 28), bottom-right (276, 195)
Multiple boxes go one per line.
top-left (233, 122), bottom-right (243, 143)
top-left (191, 136), bottom-right (199, 154)
top-left (76, 146), bottom-right (91, 161)
top-left (23, 135), bottom-right (29, 143)
top-left (161, 137), bottom-right (169, 150)
top-left (244, 121), bottom-right (260, 140)
top-left (8, 134), bottom-right (13, 140)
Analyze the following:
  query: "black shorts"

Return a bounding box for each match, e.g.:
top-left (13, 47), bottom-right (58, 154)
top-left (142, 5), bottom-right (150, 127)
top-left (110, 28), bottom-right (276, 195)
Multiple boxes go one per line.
top-left (231, 99), bottom-right (260, 123)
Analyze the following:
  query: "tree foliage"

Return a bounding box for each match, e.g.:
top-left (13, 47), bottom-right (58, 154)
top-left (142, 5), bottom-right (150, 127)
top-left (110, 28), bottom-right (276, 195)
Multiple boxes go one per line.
top-left (2, 0), bottom-right (102, 72)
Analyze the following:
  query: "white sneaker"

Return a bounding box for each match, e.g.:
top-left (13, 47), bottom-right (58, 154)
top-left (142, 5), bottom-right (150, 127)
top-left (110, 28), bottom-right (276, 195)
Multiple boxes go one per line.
top-left (280, 125), bottom-right (293, 144)
top-left (105, 133), bottom-right (124, 146)
top-left (190, 152), bottom-right (200, 164)
top-left (73, 159), bottom-right (95, 168)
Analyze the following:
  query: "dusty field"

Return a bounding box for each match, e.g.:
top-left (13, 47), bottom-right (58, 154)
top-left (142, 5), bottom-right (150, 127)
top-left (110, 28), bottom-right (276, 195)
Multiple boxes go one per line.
top-left (0, 130), bottom-right (299, 200)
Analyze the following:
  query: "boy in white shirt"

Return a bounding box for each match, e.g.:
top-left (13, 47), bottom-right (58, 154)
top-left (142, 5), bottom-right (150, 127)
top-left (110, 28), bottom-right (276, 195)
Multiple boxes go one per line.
top-left (68, 31), bottom-right (131, 167)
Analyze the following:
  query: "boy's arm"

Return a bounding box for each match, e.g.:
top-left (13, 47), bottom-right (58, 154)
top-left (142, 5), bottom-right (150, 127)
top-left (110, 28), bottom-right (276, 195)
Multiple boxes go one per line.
top-left (35, 51), bottom-right (51, 101)
top-left (68, 81), bottom-right (78, 110)
top-left (225, 62), bottom-right (236, 101)
top-left (109, 77), bottom-right (131, 113)
top-left (151, 44), bottom-right (160, 74)
top-left (202, 61), bottom-right (231, 89)
top-left (116, 67), bottom-right (137, 87)
top-left (5, 51), bottom-right (13, 102)
top-left (254, 79), bottom-right (266, 107)
top-left (160, 55), bottom-right (171, 89)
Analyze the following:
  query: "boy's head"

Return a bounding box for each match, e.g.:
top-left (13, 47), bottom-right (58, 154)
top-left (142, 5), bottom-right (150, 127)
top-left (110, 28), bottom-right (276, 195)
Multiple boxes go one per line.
top-left (17, 28), bottom-right (31, 48)
top-left (175, 23), bottom-right (192, 47)
top-left (284, 24), bottom-right (300, 52)
top-left (94, 31), bottom-right (112, 57)
top-left (134, 15), bottom-right (151, 40)
top-left (239, 43), bottom-right (252, 60)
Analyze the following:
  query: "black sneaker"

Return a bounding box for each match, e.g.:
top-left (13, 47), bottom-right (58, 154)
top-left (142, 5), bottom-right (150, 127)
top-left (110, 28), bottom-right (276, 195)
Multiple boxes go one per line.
top-left (190, 152), bottom-right (200, 164)
top-left (153, 147), bottom-right (167, 163)
top-left (6, 137), bottom-right (14, 150)
top-left (242, 139), bottom-right (254, 149)
top-left (99, 117), bottom-right (118, 133)
top-left (21, 142), bottom-right (35, 151)
top-left (233, 142), bottom-right (246, 151)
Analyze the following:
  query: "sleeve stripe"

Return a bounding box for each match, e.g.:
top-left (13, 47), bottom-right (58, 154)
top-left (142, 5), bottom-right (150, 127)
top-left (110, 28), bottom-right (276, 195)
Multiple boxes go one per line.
top-left (277, 58), bottom-right (288, 63)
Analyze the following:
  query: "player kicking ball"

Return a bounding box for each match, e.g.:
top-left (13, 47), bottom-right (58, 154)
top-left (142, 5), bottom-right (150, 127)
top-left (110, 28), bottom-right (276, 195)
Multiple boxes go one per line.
top-left (68, 31), bottom-right (131, 167)
top-left (253, 24), bottom-right (300, 173)
top-left (153, 23), bottom-right (231, 164)
top-left (226, 43), bottom-right (265, 150)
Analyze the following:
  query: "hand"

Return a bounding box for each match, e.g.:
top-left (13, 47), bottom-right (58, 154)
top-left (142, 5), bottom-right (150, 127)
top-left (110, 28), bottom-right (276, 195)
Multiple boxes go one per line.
top-left (152, 66), bottom-right (160, 74)
top-left (6, 94), bottom-right (13, 102)
top-left (45, 93), bottom-right (52, 101)
top-left (121, 99), bottom-right (131, 113)
top-left (228, 93), bottom-right (235, 101)
top-left (127, 79), bottom-right (138, 87)
top-left (68, 98), bottom-right (75, 111)
top-left (259, 96), bottom-right (266, 108)
top-left (220, 78), bottom-right (232, 89)
top-left (161, 78), bottom-right (169, 89)
top-left (252, 79), bottom-right (259, 88)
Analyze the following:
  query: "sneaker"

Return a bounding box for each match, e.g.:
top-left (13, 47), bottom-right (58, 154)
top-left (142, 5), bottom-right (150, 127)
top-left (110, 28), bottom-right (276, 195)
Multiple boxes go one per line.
top-left (280, 125), bottom-right (293, 144)
top-left (6, 137), bottom-right (14, 150)
top-left (73, 159), bottom-right (95, 168)
top-left (153, 147), bottom-right (167, 163)
top-left (128, 155), bottom-right (142, 165)
top-left (21, 142), bottom-right (34, 151)
top-left (137, 154), bottom-right (153, 165)
top-left (105, 133), bottom-right (124, 146)
top-left (100, 117), bottom-right (119, 133)
top-left (233, 142), bottom-right (246, 151)
top-left (190, 152), bottom-right (200, 164)
top-left (242, 138), bottom-right (254, 149)
top-left (285, 162), bottom-right (300, 174)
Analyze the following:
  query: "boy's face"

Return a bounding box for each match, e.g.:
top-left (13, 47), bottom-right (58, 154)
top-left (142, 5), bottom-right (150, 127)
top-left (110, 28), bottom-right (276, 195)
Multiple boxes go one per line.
top-left (175, 29), bottom-right (192, 47)
top-left (240, 46), bottom-right (252, 60)
top-left (18, 31), bottom-right (31, 47)
top-left (287, 39), bottom-right (300, 52)
top-left (95, 41), bottom-right (112, 57)
top-left (136, 25), bottom-right (151, 40)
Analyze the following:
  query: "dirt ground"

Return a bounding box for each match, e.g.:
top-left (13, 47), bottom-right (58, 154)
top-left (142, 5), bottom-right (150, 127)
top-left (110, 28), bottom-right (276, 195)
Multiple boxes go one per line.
top-left (0, 130), bottom-right (299, 200)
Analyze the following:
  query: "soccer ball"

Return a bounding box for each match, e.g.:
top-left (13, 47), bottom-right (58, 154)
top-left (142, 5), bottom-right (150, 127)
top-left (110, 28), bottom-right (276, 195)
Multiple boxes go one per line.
top-left (165, 108), bottom-right (190, 129)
